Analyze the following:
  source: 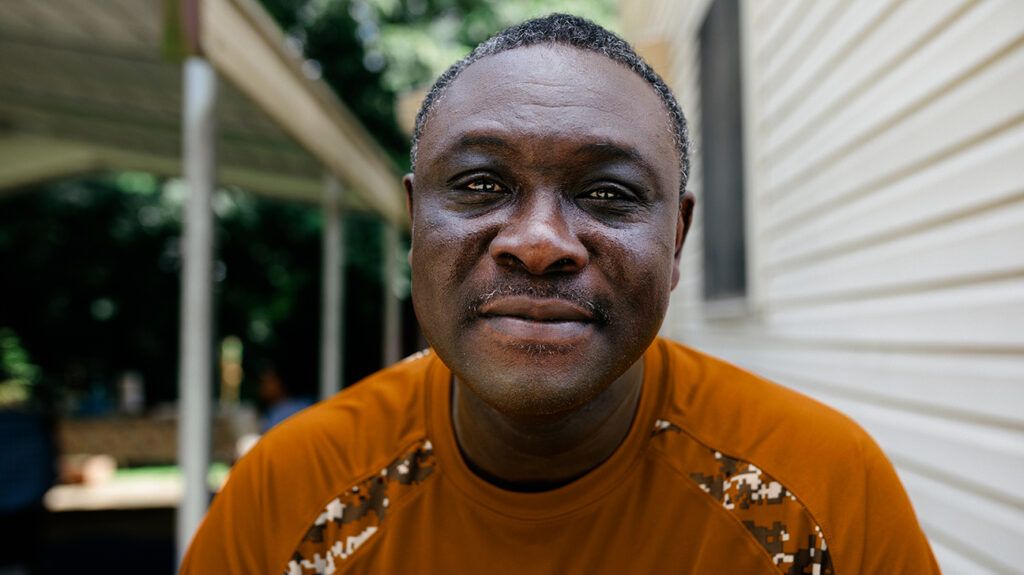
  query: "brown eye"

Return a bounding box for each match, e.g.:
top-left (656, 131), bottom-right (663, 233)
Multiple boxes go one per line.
top-left (586, 189), bottom-right (622, 200)
top-left (466, 179), bottom-right (504, 193)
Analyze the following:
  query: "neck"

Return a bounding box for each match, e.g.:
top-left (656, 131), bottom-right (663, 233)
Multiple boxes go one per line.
top-left (451, 360), bottom-right (644, 491)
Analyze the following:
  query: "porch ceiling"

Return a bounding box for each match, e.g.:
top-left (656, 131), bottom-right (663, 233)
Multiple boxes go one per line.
top-left (0, 0), bottom-right (405, 220)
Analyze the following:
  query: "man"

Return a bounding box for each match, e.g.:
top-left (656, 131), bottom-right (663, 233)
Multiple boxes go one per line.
top-left (182, 14), bottom-right (938, 574)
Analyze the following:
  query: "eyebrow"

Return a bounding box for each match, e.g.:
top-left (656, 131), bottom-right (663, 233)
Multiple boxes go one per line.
top-left (575, 141), bottom-right (662, 184)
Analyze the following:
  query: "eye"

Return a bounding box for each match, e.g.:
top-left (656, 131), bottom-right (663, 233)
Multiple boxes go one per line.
top-left (464, 178), bottom-right (506, 193)
top-left (576, 183), bottom-right (648, 221)
top-left (446, 175), bottom-right (511, 212)
top-left (580, 184), bottom-right (637, 202)
top-left (584, 188), bottom-right (623, 200)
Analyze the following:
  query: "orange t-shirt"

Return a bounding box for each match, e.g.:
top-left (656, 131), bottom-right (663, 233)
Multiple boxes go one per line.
top-left (181, 338), bottom-right (938, 574)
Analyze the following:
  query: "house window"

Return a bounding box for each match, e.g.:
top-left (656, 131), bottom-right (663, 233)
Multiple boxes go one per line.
top-left (699, 0), bottom-right (747, 302)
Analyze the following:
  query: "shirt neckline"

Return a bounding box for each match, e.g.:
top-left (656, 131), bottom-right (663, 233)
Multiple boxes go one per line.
top-left (425, 341), bottom-right (667, 521)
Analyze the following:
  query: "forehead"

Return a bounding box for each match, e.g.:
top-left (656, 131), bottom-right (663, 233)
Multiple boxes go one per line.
top-left (417, 44), bottom-right (678, 185)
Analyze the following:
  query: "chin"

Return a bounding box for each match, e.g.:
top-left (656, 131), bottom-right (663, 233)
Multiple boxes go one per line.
top-left (454, 352), bottom-right (625, 419)
top-left (471, 376), bottom-right (601, 418)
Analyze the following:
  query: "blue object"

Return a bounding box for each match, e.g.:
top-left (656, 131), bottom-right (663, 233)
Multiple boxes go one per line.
top-left (0, 410), bottom-right (57, 511)
top-left (261, 397), bottom-right (314, 433)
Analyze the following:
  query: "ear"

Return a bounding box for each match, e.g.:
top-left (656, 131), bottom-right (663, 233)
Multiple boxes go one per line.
top-left (403, 173), bottom-right (415, 264)
top-left (403, 173), bottom-right (415, 219)
top-left (671, 191), bottom-right (696, 290)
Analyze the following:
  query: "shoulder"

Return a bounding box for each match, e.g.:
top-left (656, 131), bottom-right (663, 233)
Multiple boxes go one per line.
top-left (647, 338), bottom-right (937, 574)
top-left (250, 350), bottom-right (439, 513)
top-left (257, 350), bottom-right (435, 470)
top-left (652, 338), bottom-right (875, 475)
top-left (182, 351), bottom-right (440, 574)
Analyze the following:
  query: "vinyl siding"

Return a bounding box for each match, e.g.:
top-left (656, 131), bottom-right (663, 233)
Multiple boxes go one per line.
top-left (622, 1), bottom-right (1024, 573)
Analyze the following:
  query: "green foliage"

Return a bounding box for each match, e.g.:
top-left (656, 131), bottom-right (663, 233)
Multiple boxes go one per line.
top-left (0, 329), bottom-right (39, 383)
top-left (258, 0), bottom-right (617, 167)
top-left (0, 328), bottom-right (39, 407)
top-left (359, 0), bottom-right (618, 91)
top-left (0, 176), bottom-right (396, 409)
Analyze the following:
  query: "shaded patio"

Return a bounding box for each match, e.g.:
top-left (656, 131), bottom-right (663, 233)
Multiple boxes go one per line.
top-left (0, 0), bottom-right (408, 561)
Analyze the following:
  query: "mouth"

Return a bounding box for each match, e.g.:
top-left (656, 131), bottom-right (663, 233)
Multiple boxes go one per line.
top-left (478, 296), bottom-right (594, 322)
top-left (476, 296), bottom-right (595, 347)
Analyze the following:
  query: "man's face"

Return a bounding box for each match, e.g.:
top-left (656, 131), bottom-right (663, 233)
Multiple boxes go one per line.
top-left (407, 44), bottom-right (689, 417)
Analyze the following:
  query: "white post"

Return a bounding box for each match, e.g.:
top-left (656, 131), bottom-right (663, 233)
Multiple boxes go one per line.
top-left (382, 222), bottom-right (402, 366)
top-left (320, 175), bottom-right (345, 399)
top-left (176, 56), bottom-right (217, 564)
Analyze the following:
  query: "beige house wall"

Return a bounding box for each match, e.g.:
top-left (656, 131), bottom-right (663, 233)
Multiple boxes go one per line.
top-left (622, 1), bottom-right (1024, 573)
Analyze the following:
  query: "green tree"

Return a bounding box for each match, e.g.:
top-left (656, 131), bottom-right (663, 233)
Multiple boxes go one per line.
top-left (259, 0), bottom-right (617, 167)
top-left (0, 176), bottom-right (400, 410)
top-left (0, 328), bottom-right (40, 408)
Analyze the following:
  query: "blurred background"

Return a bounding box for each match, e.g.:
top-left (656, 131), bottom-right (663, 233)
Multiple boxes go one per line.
top-left (0, 0), bottom-right (1020, 573)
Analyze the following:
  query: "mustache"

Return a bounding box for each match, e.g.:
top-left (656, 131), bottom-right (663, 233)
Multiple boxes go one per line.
top-left (464, 283), bottom-right (610, 326)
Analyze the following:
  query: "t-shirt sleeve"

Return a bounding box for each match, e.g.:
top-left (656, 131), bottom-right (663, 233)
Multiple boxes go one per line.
top-left (854, 436), bottom-right (941, 574)
top-left (179, 445), bottom-right (270, 574)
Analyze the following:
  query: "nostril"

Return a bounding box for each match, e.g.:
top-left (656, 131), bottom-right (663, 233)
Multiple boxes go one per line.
top-left (495, 252), bottom-right (524, 269)
top-left (539, 257), bottom-right (583, 275)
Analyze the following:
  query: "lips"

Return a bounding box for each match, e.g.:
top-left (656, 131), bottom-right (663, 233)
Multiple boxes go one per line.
top-left (478, 296), bottom-right (594, 323)
top-left (476, 296), bottom-right (595, 347)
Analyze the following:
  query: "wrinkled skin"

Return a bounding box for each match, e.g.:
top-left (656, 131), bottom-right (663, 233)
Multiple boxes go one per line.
top-left (406, 44), bottom-right (694, 487)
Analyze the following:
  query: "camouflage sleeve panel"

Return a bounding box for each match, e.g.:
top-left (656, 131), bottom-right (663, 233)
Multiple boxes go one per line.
top-left (285, 439), bottom-right (436, 575)
top-left (652, 419), bottom-right (833, 575)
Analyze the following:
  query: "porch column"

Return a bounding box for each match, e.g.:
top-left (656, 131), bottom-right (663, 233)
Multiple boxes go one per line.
top-left (176, 56), bottom-right (217, 562)
top-left (320, 175), bottom-right (345, 399)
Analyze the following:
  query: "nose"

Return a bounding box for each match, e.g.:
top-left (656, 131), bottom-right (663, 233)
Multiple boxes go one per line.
top-left (489, 195), bottom-right (589, 275)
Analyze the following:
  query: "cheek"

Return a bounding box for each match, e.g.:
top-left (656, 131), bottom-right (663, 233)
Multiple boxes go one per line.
top-left (585, 224), bottom-right (677, 295)
top-left (420, 198), bottom-right (499, 256)
top-left (410, 209), bottom-right (496, 306)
